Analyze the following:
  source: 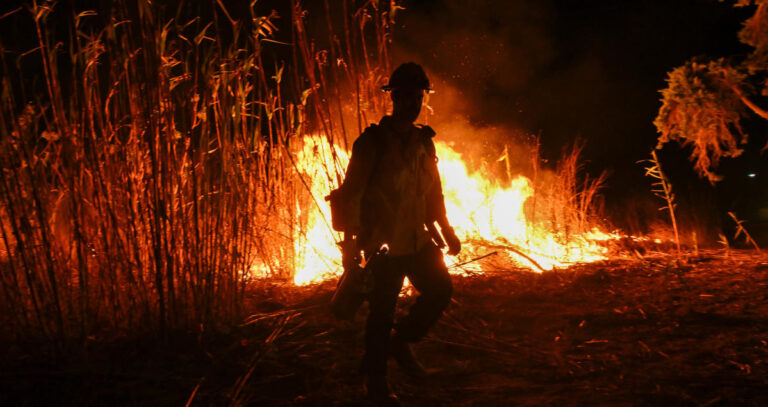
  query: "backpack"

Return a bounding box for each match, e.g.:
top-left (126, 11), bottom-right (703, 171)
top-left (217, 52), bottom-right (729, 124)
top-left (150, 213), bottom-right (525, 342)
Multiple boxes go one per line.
top-left (325, 123), bottom-right (436, 233)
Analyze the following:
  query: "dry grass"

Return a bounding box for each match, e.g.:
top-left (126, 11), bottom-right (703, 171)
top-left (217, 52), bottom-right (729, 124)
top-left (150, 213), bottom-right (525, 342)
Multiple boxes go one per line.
top-left (0, 0), bottom-right (614, 353)
top-left (642, 150), bottom-right (682, 255)
top-left (529, 139), bottom-right (607, 245)
top-left (2, 250), bottom-right (766, 406)
top-left (0, 0), bottom-right (393, 344)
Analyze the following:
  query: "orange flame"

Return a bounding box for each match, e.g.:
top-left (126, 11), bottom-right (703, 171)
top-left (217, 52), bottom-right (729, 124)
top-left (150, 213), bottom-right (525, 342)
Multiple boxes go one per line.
top-left (435, 143), bottom-right (613, 271)
top-left (286, 135), bottom-right (616, 285)
top-left (291, 136), bottom-right (349, 285)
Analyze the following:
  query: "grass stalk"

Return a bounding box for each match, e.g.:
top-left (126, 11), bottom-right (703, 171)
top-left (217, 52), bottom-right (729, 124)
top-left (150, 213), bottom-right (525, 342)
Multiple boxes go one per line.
top-left (728, 211), bottom-right (760, 251)
top-left (0, 0), bottom-right (396, 345)
top-left (643, 150), bottom-right (682, 255)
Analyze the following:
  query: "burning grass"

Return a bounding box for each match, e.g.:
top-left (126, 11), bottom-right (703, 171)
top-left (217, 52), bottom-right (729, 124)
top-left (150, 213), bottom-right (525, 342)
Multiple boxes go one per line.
top-left (0, 0), bottom-right (620, 347)
top-left (2, 2), bottom-right (764, 406)
top-left (288, 134), bottom-right (613, 285)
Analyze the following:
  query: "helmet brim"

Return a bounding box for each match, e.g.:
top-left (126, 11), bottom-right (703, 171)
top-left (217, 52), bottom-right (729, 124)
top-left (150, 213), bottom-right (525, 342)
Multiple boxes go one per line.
top-left (381, 85), bottom-right (434, 93)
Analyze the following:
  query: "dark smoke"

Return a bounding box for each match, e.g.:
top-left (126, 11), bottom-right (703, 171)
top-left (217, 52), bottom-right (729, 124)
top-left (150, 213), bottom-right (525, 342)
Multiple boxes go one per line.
top-left (392, 0), bottom-right (758, 240)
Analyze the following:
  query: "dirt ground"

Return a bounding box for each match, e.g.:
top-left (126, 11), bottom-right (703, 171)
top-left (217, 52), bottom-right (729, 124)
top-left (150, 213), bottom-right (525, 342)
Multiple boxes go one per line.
top-left (2, 249), bottom-right (768, 406)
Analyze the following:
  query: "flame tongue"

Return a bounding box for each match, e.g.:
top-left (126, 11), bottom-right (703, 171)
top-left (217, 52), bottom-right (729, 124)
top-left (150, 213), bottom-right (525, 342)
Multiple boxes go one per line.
top-left (288, 136), bottom-right (613, 285)
top-left (435, 142), bottom-right (611, 272)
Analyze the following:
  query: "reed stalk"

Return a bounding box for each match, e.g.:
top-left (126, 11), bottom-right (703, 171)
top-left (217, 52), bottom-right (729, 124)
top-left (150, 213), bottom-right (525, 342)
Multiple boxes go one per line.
top-left (728, 211), bottom-right (760, 251)
top-left (0, 0), bottom-right (395, 345)
top-left (530, 141), bottom-right (606, 249)
top-left (642, 150), bottom-right (682, 255)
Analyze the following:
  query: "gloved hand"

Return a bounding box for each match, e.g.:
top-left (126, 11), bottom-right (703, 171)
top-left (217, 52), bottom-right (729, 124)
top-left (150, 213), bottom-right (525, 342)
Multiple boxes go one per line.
top-left (339, 237), bottom-right (361, 269)
top-left (441, 226), bottom-right (461, 256)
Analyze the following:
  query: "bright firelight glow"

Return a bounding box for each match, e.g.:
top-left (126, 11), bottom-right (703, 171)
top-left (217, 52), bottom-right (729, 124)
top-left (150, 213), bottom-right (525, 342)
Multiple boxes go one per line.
top-left (436, 142), bottom-right (616, 271)
top-left (291, 136), bottom-right (350, 285)
top-left (285, 135), bottom-right (616, 285)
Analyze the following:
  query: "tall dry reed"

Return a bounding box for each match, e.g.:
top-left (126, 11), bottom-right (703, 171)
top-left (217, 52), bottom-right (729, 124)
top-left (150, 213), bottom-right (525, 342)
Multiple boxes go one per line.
top-left (528, 140), bottom-right (607, 248)
top-left (0, 0), bottom-right (395, 345)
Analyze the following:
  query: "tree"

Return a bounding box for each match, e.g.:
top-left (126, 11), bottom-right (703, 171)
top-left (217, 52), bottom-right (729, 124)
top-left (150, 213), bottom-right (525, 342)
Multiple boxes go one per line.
top-left (654, 0), bottom-right (768, 183)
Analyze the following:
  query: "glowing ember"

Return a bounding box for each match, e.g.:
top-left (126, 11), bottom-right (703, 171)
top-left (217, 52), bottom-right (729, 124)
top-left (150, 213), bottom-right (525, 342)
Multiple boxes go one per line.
top-left (287, 135), bottom-right (616, 286)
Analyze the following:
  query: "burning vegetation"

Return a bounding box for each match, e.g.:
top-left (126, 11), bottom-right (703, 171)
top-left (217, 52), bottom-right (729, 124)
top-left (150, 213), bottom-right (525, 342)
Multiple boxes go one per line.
top-left (0, 0), bottom-right (618, 341)
top-left (0, 0), bottom-right (397, 340)
top-left (1, 1), bottom-right (767, 406)
top-left (288, 133), bottom-right (614, 286)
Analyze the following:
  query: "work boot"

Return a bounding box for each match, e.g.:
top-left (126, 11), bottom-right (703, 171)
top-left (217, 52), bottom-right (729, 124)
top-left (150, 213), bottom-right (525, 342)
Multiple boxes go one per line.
top-left (364, 374), bottom-right (400, 407)
top-left (390, 334), bottom-right (427, 379)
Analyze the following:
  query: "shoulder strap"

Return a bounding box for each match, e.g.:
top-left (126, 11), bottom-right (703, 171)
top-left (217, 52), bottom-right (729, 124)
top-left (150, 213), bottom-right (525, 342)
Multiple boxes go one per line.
top-left (417, 124), bottom-right (437, 160)
top-left (365, 122), bottom-right (437, 162)
top-left (361, 122), bottom-right (387, 167)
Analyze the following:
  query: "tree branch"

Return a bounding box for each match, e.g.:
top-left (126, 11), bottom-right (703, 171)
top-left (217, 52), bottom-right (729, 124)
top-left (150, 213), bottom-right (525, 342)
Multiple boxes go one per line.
top-left (729, 83), bottom-right (768, 120)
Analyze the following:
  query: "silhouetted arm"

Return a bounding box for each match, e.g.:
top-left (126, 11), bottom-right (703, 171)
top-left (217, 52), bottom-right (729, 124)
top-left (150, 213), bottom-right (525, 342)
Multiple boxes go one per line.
top-left (422, 132), bottom-right (461, 255)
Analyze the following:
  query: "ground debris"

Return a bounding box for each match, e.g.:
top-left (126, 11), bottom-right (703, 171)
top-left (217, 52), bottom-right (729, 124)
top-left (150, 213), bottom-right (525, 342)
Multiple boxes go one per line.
top-left (2, 249), bottom-right (768, 406)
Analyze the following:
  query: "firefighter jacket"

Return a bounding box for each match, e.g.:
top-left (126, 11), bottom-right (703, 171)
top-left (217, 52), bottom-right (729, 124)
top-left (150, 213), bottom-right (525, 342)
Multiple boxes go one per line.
top-left (337, 115), bottom-right (449, 256)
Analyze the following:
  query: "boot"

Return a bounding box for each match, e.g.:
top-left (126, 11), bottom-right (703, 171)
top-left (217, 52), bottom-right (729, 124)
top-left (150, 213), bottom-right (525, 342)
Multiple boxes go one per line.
top-left (364, 374), bottom-right (400, 407)
top-left (390, 334), bottom-right (427, 379)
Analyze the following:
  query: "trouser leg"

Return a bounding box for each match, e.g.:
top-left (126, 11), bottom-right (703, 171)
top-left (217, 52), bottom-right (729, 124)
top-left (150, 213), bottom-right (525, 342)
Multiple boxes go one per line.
top-left (361, 261), bottom-right (404, 376)
top-left (396, 244), bottom-right (453, 343)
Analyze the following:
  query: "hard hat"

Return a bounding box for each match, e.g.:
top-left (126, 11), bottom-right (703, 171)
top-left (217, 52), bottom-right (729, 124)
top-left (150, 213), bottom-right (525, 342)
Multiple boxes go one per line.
top-left (381, 62), bottom-right (432, 92)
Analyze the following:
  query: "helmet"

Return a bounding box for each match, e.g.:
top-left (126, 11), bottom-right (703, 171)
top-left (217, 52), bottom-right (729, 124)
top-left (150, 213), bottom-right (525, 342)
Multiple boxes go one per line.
top-left (381, 62), bottom-right (432, 92)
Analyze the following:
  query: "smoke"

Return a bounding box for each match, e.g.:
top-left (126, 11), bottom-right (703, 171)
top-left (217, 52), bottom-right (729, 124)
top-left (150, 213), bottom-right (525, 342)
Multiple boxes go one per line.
top-left (390, 0), bottom-right (612, 175)
top-left (391, 0), bottom-right (755, 240)
top-left (392, 0), bottom-right (743, 166)
top-left (393, 0), bottom-right (556, 131)
top-left (388, 1), bottom-right (564, 187)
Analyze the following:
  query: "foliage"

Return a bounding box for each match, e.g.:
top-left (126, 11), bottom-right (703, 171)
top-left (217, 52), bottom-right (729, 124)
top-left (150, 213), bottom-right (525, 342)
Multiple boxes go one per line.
top-left (655, 1), bottom-right (768, 181)
top-left (654, 59), bottom-right (747, 183)
top-left (736, 0), bottom-right (768, 74)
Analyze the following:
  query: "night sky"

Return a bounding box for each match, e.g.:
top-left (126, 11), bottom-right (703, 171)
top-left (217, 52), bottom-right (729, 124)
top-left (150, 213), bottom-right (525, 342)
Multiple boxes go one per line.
top-left (393, 0), bottom-right (768, 240)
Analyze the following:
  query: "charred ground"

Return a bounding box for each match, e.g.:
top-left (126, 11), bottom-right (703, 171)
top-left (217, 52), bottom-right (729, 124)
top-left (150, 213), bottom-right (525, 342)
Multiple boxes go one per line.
top-left (2, 250), bottom-right (767, 406)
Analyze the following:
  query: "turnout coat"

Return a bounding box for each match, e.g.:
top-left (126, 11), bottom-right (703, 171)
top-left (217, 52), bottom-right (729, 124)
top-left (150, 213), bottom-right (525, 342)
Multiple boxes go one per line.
top-left (335, 115), bottom-right (449, 257)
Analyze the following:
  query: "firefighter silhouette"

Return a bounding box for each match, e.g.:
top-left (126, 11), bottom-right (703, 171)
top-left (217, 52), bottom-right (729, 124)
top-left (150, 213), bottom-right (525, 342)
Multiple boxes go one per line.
top-left (332, 62), bottom-right (461, 405)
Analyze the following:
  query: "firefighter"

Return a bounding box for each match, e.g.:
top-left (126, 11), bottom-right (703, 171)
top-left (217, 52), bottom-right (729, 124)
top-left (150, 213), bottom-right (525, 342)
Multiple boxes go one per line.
top-left (335, 62), bottom-right (461, 405)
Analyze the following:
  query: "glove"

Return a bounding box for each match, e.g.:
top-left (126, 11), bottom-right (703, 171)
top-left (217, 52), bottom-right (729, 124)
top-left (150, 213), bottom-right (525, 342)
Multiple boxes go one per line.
top-left (441, 226), bottom-right (461, 256)
top-left (339, 237), bottom-right (361, 269)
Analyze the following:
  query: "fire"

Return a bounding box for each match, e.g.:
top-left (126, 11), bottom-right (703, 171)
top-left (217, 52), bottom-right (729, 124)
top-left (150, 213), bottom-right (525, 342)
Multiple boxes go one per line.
top-left (288, 135), bottom-right (615, 286)
top-left (435, 143), bottom-right (613, 271)
top-left (292, 136), bottom-right (349, 285)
